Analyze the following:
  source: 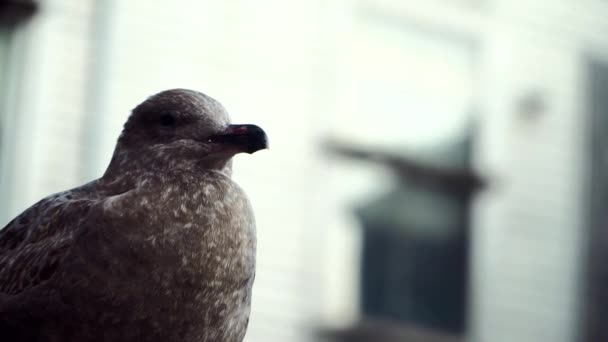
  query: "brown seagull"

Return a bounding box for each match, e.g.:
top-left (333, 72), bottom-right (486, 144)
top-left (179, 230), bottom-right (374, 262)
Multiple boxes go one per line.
top-left (0, 89), bottom-right (268, 342)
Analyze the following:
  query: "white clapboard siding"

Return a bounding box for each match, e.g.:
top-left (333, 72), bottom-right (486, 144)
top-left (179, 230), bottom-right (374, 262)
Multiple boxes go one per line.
top-left (30, 0), bottom-right (96, 191)
top-left (0, 0), bottom-right (96, 221)
top-left (471, 1), bottom-right (608, 342)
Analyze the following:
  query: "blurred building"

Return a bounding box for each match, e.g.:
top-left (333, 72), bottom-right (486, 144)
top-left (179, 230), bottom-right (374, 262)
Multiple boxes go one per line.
top-left (1, 1), bottom-right (608, 342)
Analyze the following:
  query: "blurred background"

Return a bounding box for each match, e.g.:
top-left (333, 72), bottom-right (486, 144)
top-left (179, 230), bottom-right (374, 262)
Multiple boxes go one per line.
top-left (0, 0), bottom-right (607, 341)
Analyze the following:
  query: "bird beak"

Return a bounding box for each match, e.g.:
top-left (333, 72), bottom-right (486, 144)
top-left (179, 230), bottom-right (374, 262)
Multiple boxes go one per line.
top-left (207, 124), bottom-right (269, 154)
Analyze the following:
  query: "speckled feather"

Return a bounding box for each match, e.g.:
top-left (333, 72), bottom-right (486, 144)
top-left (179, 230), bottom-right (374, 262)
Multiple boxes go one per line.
top-left (0, 89), bottom-right (259, 342)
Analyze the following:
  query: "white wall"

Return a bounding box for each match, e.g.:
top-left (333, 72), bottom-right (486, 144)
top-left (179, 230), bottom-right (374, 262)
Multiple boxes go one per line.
top-left (472, 1), bottom-right (608, 342)
top-left (0, 0), bottom-right (96, 221)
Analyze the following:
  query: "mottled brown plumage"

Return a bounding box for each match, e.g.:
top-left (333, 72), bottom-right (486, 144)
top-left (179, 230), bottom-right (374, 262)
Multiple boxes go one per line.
top-left (0, 89), bottom-right (268, 342)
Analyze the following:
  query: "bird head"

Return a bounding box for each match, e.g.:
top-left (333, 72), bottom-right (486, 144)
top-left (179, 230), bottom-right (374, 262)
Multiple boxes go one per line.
top-left (115, 89), bottom-right (268, 171)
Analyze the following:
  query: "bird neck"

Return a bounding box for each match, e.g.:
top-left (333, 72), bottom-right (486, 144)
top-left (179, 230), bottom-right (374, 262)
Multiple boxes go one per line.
top-left (102, 147), bottom-right (233, 186)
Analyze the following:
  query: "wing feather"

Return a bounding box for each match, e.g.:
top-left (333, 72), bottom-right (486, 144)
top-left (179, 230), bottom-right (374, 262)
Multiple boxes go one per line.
top-left (0, 193), bottom-right (93, 295)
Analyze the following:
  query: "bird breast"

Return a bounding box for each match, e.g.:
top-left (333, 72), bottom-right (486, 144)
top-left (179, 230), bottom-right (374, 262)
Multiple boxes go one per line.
top-left (124, 171), bottom-right (257, 287)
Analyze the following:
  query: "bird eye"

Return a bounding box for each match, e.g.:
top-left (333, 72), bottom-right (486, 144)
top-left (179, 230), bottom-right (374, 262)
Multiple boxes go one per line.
top-left (159, 114), bottom-right (175, 127)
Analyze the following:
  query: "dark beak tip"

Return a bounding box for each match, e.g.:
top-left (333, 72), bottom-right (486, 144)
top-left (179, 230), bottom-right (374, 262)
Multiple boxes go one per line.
top-left (248, 136), bottom-right (269, 154)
